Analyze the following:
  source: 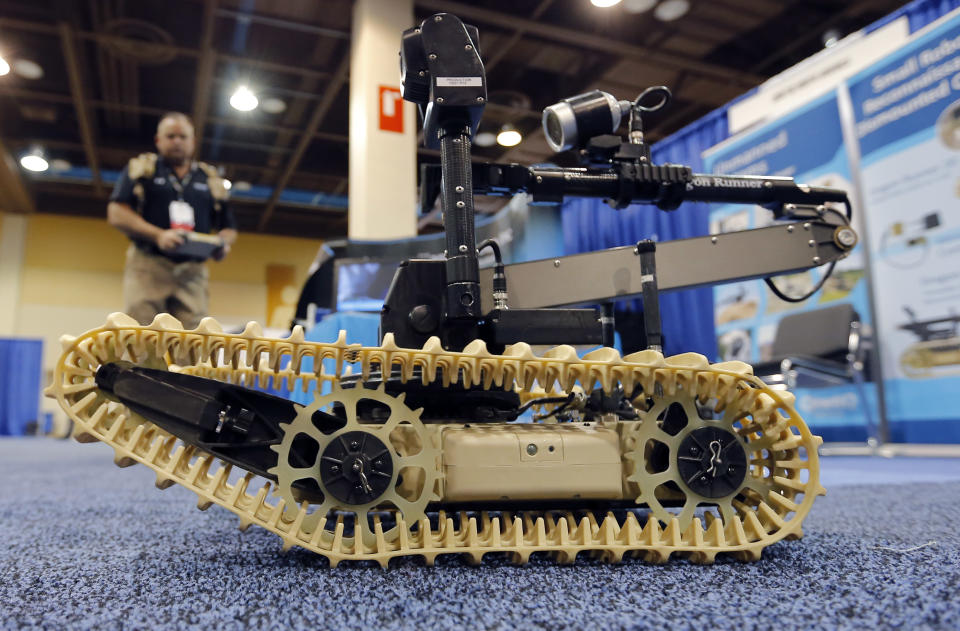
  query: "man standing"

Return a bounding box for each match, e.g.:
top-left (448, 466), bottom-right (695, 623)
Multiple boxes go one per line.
top-left (108, 112), bottom-right (238, 329)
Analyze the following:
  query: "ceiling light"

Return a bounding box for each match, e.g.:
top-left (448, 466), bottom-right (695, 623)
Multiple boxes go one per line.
top-left (0, 56), bottom-right (9, 76)
top-left (20, 152), bottom-right (48, 172)
top-left (12, 59), bottom-right (43, 80)
top-left (822, 29), bottom-right (842, 48)
top-left (222, 178), bottom-right (232, 191)
top-left (229, 85), bottom-right (259, 112)
top-left (623, 0), bottom-right (657, 12)
top-left (49, 158), bottom-right (72, 171)
top-left (654, 0), bottom-right (689, 21)
top-left (496, 125), bottom-right (522, 147)
top-left (474, 131), bottom-right (497, 147)
top-left (590, 0), bottom-right (622, 6)
top-left (261, 97), bottom-right (287, 114)
top-left (233, 180), bottom-right (252, 192)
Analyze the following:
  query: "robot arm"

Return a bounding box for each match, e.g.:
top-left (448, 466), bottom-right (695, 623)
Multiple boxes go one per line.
top-left (468, 162), bottom-right (851, 218)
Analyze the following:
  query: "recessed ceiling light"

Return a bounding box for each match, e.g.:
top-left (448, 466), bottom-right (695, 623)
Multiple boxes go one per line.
top-left (623, 0), bottom-right (657, 13)
top-left (233, 180), bottom-right (252, 192)
top-left (474, 131), bottom-right (497, 147)
top-left (497, 125), bottom-right (522, 147)
top-left (222, 178), bottom-right (233, 191)
top-left (822, 29), bottom-right (842, 48)
top-left (49, 158), bottom-right (72, 171)
top-left (0, 56), bottom-right (9, 76)
top-left (229, 85), bottom-right (259, 112)
top-left (654, 0), bottom-right (689, 21)
top-left (20, 152), bottom-right (48, 172)
top-left (12, 59), bottom-right (44, 80)
top-left (261, 97), bottom-right (287, 114)
top-left (590, 0), bottom-right (622, 6)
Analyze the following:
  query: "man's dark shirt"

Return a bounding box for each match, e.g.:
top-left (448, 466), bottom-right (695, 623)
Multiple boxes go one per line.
top-left (110, 156), bottom-right (237, 262)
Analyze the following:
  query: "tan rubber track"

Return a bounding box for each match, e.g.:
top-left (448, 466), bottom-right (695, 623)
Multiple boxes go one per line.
top-left (47, 312), bottom-right (826, 568)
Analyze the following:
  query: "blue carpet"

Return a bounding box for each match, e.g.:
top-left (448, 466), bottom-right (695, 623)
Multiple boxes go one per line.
top-left (1, 438), bottom-right (959, 630)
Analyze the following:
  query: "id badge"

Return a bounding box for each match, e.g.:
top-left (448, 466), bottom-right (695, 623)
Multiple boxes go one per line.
top-left (169, 200), bottom-right (196, 231)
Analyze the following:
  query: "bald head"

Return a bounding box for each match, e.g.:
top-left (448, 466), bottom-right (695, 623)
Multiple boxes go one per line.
top-left (155, 113), bottom-right (195, 166)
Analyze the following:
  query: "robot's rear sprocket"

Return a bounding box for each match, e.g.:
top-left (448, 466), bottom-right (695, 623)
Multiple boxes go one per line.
top-left (268, 385), bottom-right (440, 548)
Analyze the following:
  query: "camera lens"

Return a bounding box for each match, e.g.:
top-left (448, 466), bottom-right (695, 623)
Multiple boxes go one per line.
top-left (542, 101), bottom-right (577, 152)
top-left (542, 90), bottom-right (625, 153)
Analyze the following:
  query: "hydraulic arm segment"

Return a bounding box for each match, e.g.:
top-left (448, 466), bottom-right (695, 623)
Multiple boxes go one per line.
top-left (47, 13), bottom-right (846, 567)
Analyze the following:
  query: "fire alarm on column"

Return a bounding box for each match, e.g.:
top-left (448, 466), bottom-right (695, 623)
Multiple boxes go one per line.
top-left (379, 85), bottom-right (403, 133)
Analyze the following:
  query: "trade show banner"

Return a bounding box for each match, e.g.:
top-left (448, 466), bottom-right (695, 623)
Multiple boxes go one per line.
top-left (848, 11), bottom-right (960, 442)
top-left (702, 92), bottom-right (877, 442)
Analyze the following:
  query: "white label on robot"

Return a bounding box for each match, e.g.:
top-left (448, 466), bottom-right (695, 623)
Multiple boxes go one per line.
top-left (436, 77), bottom-right (483, 87)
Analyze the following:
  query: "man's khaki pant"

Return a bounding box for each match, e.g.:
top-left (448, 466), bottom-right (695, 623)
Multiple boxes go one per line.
top-left (123, 245), bottom-right (209, 329)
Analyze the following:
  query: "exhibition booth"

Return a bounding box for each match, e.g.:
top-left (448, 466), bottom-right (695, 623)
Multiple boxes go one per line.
top-left (1, 1), bottom-right (959, 628)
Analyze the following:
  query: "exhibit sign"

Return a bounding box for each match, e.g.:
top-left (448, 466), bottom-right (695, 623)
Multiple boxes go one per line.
top-left (848, 11), bottom-right (960, 442)
top-left (703, 92), bottom-right (877, 442)
top-left (727, 17), bottom-right (909, 135)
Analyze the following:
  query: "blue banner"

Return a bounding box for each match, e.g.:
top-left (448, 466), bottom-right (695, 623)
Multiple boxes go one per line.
top-left (848, 12), bottom-right (960, 442)
top-left (850, 17), bottom-right (960, 162)
top-left (703, 92), bottom-right (876, 442)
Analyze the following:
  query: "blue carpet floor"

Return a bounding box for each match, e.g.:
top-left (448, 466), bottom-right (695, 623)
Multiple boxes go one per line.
top-left (1, 438), bottom-right (959, 630)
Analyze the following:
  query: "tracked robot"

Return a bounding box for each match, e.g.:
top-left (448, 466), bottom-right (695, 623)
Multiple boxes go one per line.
top-left (47, 14), bottom-right (858, 567)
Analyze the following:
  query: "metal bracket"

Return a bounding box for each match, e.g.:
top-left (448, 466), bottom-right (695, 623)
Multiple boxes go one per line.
top-left (636, 240), bottom-right (663, 352)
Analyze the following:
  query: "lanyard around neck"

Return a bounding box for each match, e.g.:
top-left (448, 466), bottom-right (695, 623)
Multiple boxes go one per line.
top-left (168, 164), bottom-right (195, 199)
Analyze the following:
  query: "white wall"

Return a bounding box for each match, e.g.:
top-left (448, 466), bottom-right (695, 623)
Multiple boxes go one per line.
top-left (3, 212), bottom-right (327, 430)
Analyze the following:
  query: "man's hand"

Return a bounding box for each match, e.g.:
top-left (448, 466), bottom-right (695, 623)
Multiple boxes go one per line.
top-left (211, 241), bottom-right (231, 261)
top-left (212, 228), bottom-right (237, 261)
top-left (156, 229), bottom-right (185, 251)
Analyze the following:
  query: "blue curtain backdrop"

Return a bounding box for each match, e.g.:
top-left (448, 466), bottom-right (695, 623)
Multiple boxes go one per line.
top-left (0, 339), bottom-right (43, 436)
top-left (561, 108), bottom-right (729, 359)
top-left (561, 0), bottom-right (959, 360)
